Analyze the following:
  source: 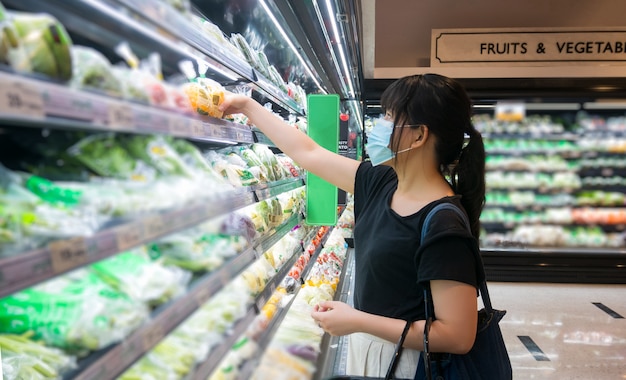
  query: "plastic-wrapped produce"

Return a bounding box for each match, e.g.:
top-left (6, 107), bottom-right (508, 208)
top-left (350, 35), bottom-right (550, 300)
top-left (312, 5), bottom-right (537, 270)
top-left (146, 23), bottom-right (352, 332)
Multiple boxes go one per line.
top-left (121, 135), bottom-right (194, 178)
top-left (67, 133), bottom-right (157, 181)
top-left (170, 139), bottom-right (231, 185)
top-left (0, 270), bottom-right (148, 355)
top-left (252, 143), bottom-right (288, 181)
top-left (148, 231), bottom-right (243, 272)
top-left (182, 78), bottom-right (225, 118)
top-left (90, 248), bottom-right (191, 306)
top-left (4, 11), bottom-right (73, 81)
top-left (205, 150), bottom-right (259, 187)
top-left (111, 66), bottom-right (151, 104)
top-left (70, 46), bottom-right (123, 97)
top-left (0, 333), bottom-right (76, 380)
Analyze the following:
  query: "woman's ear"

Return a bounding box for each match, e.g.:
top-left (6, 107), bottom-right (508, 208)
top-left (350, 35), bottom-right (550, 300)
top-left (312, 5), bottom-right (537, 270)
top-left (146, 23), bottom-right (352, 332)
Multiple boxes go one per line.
top-left (411, 125), bottom-right (428, 148)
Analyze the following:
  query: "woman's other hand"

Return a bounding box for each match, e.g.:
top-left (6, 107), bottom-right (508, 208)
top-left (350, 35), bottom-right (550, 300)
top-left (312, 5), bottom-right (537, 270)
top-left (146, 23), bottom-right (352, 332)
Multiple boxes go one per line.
top-left (311, 301), bottom-right (363, 336)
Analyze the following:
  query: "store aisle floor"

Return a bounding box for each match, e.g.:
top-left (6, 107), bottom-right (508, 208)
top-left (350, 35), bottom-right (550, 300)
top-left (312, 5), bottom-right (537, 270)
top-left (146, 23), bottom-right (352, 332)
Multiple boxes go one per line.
top-left (488, 282), bottom-right (626, 380)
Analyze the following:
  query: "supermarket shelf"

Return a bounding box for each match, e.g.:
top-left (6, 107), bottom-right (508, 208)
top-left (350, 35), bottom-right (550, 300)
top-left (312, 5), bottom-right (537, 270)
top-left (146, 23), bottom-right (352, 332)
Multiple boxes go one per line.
top-left (0, 189), bottom-right (260, 298)
top-left (2, 0), bottom-right (247, 83)
top-left (0, 71), bottom-right (254, 144)
top-left (252, 178), bottom-right (305, 202)
top-left (113, 0), bottom-right (255, 82)
top-left (481, 221), bottom-right (626, 232)
top-left (252, 70), bottom-right (305, 116)
top-left (481, 247), bottom-right (626, 284)
top-left (237, 227), bottom-right (333, 380)
top-left (63, 211), bottom-right (305, 380)
top-left (579, 168), bottom-right (626, 177)
top-left (191, 225), bottom-right (329, 379)
top-left (314, 248), bottom-right (354, 380)
top-left (481, 132), bottom-right (579, 141)
top-left (188, 308), bottom-right (257, 380)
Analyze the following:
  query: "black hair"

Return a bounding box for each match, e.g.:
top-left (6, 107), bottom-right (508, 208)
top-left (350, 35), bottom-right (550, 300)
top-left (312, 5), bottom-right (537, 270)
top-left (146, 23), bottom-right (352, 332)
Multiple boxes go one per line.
top-left (380, 73), bottom-right (485, 238)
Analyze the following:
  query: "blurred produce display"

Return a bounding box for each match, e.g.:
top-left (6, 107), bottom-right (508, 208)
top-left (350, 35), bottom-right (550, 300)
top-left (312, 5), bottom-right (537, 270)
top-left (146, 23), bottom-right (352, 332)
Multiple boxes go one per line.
top-left (477, 113), bottom-right (626, 249)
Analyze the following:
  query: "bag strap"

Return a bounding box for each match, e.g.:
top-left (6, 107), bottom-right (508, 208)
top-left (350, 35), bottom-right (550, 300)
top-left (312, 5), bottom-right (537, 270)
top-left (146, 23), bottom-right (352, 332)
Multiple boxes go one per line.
top-left (420, 203), bottom-right (493, 312)
top-left (385, 320), bottom-right (412, 379)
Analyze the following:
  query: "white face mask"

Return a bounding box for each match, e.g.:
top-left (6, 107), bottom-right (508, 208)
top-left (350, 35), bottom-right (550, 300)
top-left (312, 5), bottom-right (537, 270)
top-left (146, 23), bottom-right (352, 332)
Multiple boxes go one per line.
top-left (365, 117), bottom-right (415, 166)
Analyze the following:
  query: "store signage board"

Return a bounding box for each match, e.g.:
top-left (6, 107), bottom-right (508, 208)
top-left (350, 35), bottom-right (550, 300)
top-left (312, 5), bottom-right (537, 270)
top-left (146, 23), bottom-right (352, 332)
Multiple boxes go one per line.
top-left (432, 28), bottom-right (626, 66)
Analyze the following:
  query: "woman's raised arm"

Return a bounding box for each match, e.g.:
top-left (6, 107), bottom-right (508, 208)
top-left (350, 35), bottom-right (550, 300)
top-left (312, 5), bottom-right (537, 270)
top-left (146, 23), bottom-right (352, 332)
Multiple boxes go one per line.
top-left (219, 93), bottom-right (360, 194)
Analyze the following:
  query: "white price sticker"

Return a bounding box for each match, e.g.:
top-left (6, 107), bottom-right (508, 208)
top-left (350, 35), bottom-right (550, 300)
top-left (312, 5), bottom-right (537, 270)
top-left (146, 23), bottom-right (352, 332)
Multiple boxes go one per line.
top-left (108, 103), bottom-right (134, 130)
top-left (0, 80), bottom-right (45, 119)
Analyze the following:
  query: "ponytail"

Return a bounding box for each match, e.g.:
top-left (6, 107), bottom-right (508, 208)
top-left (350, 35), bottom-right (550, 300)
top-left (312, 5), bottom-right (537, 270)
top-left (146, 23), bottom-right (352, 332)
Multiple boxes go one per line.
top-left (450, 125), bottom-right (486, 239)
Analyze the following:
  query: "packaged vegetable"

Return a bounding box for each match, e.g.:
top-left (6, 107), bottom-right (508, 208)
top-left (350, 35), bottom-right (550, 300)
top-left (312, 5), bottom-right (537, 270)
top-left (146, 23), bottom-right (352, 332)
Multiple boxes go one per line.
top-left (0, 270), bottom-right (148, 355)
top-left (67, 133), bottom-right (156, 180)
top-left (90, 248), bottom-right (191, 306)
top-left (183, 78), bottom-right (225, 118)
top-left (205, 150), bottom-right (259, 187)
top-left (121, 135), bottom-right (194, 178)
top-left (111, 66), bottom-right (151, 104)
top-left (8, 11), bottom-right (72, 81)
top-left (70, 46), bottom-right (122, 96)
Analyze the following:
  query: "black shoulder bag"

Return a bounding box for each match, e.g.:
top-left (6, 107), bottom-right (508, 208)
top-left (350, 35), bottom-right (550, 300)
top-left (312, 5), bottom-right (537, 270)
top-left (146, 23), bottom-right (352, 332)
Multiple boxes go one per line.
top-left (416, 203), bottom-right (512, 380)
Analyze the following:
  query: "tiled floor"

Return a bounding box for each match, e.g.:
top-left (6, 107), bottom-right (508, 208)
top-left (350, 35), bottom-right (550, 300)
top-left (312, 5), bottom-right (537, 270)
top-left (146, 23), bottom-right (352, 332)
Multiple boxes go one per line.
top-left (488, 282), bottom-right (626, 380)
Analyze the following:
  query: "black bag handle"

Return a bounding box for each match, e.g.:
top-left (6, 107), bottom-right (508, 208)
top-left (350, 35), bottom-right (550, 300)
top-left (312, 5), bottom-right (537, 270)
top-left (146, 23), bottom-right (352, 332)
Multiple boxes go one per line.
top-left (384, 320), bottom-right (412, 379)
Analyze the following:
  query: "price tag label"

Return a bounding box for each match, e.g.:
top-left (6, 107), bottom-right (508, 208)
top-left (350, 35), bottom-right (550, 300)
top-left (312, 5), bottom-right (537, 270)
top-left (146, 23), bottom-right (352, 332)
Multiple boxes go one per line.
top-left (169, 116), bottom-right (190, 136)
top-left (142, 324), bottom-right (165, 351)
top-left (144, 215), bottom-right (166, 239)
top-left (191, 120), bottom-right (204, 137)
top-left (0, 80), bottom-right (45, 119)
top-left (256, 188), bottom-right (271, 201)
top-left (108, 103), bottom-right (134, 130)
top-left (116, 224), bottom-right (144, 251)
top-left (256, 294), bottom-right (267, 311)
top-left (49, 237), bottom-right (89, 274)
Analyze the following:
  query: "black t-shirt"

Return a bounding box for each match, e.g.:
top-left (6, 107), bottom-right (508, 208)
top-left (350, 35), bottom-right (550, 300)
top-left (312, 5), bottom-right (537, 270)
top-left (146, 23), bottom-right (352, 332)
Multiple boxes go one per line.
top-left (353, 161), bottom-right (480, 321)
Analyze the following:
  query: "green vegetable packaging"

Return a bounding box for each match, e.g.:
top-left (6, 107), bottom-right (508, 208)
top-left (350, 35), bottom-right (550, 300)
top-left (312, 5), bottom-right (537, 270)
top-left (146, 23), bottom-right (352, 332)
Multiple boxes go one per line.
top-left (0, 270), bottom-right (148, 355)
top-left (8, 11), bottom-right (73, 80)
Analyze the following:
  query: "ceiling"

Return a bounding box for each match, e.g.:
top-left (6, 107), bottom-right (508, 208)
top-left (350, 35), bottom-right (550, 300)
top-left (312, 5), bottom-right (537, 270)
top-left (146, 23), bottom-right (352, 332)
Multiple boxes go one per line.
top-left (360, 0), bottom-right (626, 105)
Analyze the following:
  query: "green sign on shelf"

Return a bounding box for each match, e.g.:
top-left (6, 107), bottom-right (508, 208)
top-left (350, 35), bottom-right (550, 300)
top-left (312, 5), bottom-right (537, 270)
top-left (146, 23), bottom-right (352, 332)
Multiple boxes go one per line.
top-left (306, 94), bottom-right (339, 226)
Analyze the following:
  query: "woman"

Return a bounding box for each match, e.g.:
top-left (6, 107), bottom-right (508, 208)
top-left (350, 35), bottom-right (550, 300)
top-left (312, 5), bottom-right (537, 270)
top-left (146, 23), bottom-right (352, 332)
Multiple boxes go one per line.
top-left (219, 73), bottom-right (486, 377)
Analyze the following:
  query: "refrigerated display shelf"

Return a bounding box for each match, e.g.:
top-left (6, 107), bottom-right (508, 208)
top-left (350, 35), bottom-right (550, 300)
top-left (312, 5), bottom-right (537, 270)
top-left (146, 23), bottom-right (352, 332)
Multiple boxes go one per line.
top-left (237, 226), bottom-right (333, 380)
top-left (481, 247), bottom-right (626, 284)
top-left (58, 211), bottom-right (305, 380)
top-left (579, 168), bottom-right (626, 177)
top-left (190, 225), bottom-right (331, 380)
top-left (0, 71), bottom-right (255, 143)
top-left (112, 0), bottom-right (255, 82)
top-left (252, 178), bottom-right (305, 202)
top-left (0, 178), bottom-right (307, 299)
top-left (2, 0), bottom-right (249, 84)
top-left (252, 70), bottom-right (305, 115)
top-left (2, 0), bottom-right (304, 117)
top-left (481, 132), bottom-right (579, 141)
